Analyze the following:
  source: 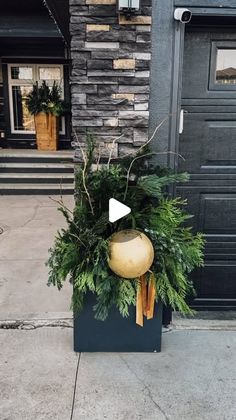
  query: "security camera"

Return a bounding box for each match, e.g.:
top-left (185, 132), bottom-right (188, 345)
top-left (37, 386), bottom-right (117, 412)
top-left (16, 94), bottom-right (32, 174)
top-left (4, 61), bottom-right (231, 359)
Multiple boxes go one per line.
top-left (174, 8), bottom-right (192, 23)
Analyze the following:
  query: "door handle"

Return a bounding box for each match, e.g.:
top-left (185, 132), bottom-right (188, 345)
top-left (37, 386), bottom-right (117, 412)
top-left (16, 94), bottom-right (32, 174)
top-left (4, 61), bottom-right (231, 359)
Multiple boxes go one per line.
top-left (179, 109), bottom-right (184, 134)
top-left (179, 109), bottom-right (188, 134)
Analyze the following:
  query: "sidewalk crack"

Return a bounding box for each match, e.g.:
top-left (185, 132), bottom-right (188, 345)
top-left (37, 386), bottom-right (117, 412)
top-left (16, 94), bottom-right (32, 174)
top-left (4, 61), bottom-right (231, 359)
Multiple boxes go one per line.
top-left (70, 352), bottom-right (81, 420)
top-left (119, 355), bottom-right (169, 420)
top-left (0, 319), bottom-right (73, 330)
top-left (20, 205), bottom-right (39, 228)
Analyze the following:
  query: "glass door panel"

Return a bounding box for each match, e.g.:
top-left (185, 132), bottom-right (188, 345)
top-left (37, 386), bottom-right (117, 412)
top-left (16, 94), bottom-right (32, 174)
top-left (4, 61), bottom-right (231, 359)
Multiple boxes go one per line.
top-left (12, 85), bottom-right (35, 132)
top-left (39, 66), bottom-right (61, 82)
top-left (11, 66), bottom-right (33, 81)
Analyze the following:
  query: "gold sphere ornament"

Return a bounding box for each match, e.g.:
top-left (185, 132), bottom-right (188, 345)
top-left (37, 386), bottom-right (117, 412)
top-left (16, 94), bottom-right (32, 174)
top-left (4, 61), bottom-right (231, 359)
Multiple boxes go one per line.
top-left (108, 229), bottom-right (154, 279)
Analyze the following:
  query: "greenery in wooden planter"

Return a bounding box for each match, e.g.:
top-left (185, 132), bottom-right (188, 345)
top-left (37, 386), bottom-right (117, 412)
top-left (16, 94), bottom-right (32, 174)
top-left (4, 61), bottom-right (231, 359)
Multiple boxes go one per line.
top-left (26, 80), bottom-right (67, 116)
top-left (47, 133), bottom-right (204, 320)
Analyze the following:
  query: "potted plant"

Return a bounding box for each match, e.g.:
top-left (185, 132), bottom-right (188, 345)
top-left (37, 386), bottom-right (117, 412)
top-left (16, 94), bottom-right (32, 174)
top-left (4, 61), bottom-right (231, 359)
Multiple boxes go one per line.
top-left (47, 134), bottom-right (205, 352)
top-left (26, 81), bottom-right (66, 151)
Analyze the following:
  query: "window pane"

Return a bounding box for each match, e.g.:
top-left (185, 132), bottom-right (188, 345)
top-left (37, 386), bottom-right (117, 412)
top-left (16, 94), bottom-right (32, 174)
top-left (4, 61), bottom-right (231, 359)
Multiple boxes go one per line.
top-left (216, 49), bottom-right (236, 84)
top-left (39, 67), bottom-right (61, 81)
top-left (11, 66), bottom-right (33, 80)
top-left (12, 86), bottom-right (35, 131)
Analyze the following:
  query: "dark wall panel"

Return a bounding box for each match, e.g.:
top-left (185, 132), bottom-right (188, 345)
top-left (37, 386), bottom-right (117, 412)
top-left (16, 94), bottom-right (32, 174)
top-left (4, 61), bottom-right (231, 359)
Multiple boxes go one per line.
top-left (0, 38), bottom-right (65, 59)
top-left (0, 0), bottom-right (61, 38)
top-left (0, 64), bottom-right (6, 144)
top-left (1, 0), bottom-right (47, 13)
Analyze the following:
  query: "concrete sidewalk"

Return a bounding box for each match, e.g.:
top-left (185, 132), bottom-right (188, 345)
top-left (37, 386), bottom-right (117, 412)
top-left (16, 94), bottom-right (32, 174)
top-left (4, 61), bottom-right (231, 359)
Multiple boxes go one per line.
top-left (0, 196), bottom-right (236, 420)
top-left (1, 329), bottom-right (235, 420)
top-left (0, 195), bottom-right (73, 321)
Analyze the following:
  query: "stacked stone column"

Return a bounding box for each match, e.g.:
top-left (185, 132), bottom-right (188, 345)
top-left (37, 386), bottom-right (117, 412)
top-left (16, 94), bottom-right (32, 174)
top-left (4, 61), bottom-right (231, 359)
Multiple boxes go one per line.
top-left (70, 0), bottom-right (152, 160)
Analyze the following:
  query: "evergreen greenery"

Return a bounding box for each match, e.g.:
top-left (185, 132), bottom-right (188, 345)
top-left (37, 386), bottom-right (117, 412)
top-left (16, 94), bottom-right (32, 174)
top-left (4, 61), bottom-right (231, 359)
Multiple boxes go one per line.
top-left (26, 80), bottom-right (67, 116)
top-left (47, 134), bottom-right (205, 320)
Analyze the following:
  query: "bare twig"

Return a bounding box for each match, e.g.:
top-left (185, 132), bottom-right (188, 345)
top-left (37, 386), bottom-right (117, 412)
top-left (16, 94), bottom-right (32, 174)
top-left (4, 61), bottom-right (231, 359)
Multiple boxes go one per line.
top-left (96, 143), bottom-right (102, 170)
top-left (137, 116), bottom-right (170, 153)
top-left (68, 232), bottom-right (86, 247)
top-left (49, 196), bottom-right (86, 247)
top-left (114, 116), bottom-right (173, 164)
top-left (73, 129), bottom-right (94, 215)
top-left (74, 129), bottom-right (87, 165)
top-left (123, 151), bottom-right (185, 201)
top-left (107, 133), bottom-right (124, 169)
top-left (49, 196), bottom-right (74, 214)
top-left (59, 178), bottom-right (63, 201)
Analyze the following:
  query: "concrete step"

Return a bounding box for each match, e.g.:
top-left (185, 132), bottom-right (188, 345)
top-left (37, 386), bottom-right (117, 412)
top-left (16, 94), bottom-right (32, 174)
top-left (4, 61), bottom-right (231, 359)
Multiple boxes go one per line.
top-left (0, 150), bottom-right (74, 164)
top-left (0, 150), bottom-right (75, 194)
top-left (173, 311), bottom-right (236, 331)
top-left (0, 162), bottom-right (74, 173)
top-left (0, 183), bottom-right (75, 195)
top-left (0, 173), bottom-right (74, 184)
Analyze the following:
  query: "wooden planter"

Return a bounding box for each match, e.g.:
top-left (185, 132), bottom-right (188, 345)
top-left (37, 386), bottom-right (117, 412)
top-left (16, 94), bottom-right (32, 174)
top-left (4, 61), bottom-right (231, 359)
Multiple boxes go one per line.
top-left (34, 112), bottom-right (59, 151)
top-left (74, 293), bottom-right (162, 352)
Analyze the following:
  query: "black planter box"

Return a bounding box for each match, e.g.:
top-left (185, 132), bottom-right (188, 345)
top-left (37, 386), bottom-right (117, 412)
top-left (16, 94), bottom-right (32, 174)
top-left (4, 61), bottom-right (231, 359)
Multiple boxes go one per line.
top-left (74, 293), bottom-right (162, 352)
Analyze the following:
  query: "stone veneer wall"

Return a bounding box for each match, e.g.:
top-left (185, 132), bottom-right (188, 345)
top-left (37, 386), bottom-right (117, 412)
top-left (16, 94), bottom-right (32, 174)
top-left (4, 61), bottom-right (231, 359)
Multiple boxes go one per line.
top-left (69, 0), bottom-right (152, 159)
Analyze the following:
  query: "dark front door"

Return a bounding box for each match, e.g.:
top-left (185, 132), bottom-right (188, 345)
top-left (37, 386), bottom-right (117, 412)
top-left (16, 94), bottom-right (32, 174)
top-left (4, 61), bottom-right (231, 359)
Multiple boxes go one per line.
top-left (177, 22), bottom-right (236, 309)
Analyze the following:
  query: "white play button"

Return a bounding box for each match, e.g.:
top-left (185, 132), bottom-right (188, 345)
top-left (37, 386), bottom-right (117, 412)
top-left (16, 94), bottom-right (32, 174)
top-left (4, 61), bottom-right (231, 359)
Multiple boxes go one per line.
top-left (109, 198), bottom-right (131, 223)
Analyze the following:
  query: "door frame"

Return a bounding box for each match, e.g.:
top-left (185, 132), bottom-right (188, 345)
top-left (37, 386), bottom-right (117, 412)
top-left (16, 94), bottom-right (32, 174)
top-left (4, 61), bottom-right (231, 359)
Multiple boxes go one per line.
top-left (7, 63), bottom-right (65, 136)
top-left (149, 1), bottom-right (236, 172)
top-left (2, 58), bottom-right (71, 149)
